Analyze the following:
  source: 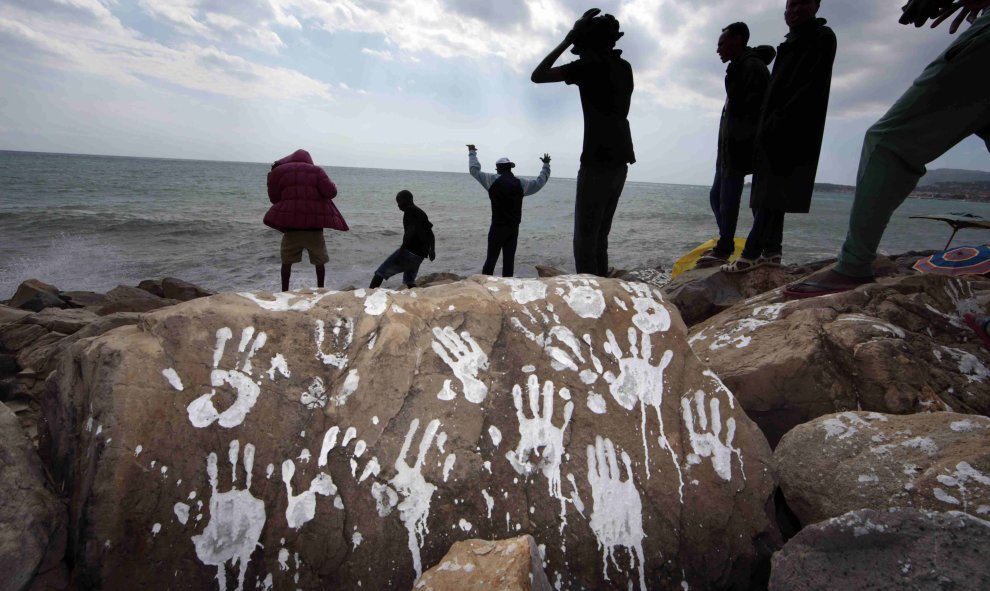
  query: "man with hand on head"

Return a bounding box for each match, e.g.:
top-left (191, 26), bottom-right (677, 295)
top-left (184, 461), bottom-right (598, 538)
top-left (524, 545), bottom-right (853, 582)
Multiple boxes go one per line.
top-left (531, 8), bottom-right (635, 277)
top-left (467, 144), bottom-right (551, 277)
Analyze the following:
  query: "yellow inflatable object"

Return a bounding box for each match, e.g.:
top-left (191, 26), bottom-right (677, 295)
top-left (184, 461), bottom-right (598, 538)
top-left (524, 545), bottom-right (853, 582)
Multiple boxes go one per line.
top-left (671, 237), bottom-right (748, 279)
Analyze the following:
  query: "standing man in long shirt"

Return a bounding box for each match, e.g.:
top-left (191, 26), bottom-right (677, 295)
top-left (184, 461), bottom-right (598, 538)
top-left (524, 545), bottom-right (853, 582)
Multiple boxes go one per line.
top-left (723, 0), bottom-right (836, 273)
top-left (531, 8), bottom-right (635, 277)
top-left (467, 145), bottom-right (551, 277)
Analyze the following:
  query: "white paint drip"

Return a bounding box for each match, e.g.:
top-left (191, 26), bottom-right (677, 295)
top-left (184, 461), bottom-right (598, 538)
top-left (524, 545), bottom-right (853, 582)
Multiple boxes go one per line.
top-left (488, 425), bottom-right (502, 447)
top-left (315, 318), bottom-right (353, 370)
top-left (934, 462), bottom-right (990, 512)
top-left (522, 364), bottom-right (536, 373)
top-left (359, 457), bottom-right (381, 483)
top-left (342, 427), bottom-right (357, 447)
top-left (352, 531), bottom-right (364, 549)
top-left (152, 523), bottom-right (161, 536)
top-left (388, 418), bottom-right (441, 580)
top-left (443, 453), bottom-right (457, 482)
top-left (482, 490), bottom-right (495, 519)
top-left (586, 436), bottom-right (646, 590)
top-left (187, 327), bottom-right (266, 429)
top-left (237, 290), bottom-right (335, 312)
top-left (134, 445), bottom-right (143, 456)
top-left (266, 354), bottom-right (290, 381)
top-left (335, 369), bottom-right (360, 406)
top-left (191, 441), bottom-right (265, 591)
top-left (365, 290), bottom-right (390, 315)
top-left (587, 392), bottom-right (607, 414)
top-left (939, 346), bottom-right (990, 383)
top-left (174, 502), bottom-right (190, 525)
top-left (431, 326), bottom-right (490, 403)
top-left (162, 368), bottom-right (184, 391)
top-left (458, 519), bottom-right (473, 532)
top-left (281, 459), bottom-right (337, 529)
top-left (318, 426), bottom-right (340, 467)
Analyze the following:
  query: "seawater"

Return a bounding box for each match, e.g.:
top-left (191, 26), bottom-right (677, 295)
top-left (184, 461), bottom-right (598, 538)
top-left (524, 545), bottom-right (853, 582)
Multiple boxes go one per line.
top-left (3, 149), bottom-right (990, 297)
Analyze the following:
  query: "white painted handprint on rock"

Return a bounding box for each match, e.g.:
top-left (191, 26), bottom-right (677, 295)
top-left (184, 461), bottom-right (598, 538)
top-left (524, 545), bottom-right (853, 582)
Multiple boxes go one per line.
top-left (620, 281), bottom-right (671, 335)
top-left (187, 327), bottom-right (267, 429)
top-left (586, 436), bottom-right (646, 590)
top-left (281, 459), bottom-right (337, 529)
top-left (315, 318), bottom-right (354, 370)
top-left (431, 327), bottom-right (489, 404)
top-left (505, 375), bottom-right (574, 503)
top-left (191, 440), bottom-right (266, 591)
top-left (681, 390), bottom-right (742, 482)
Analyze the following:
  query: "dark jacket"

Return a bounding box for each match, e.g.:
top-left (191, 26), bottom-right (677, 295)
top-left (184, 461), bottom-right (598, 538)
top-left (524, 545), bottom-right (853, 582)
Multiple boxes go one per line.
top-left (750, 18), bottom-right (836, 213)
top-left (560, 51), bottom-right (636, 168)
top-left (489, 174), bottom-right (525, 226)
top-left (718, 45), bottom-right (776, 176)
top-left (401, 204), bottom-right (435, 259)
top-left (264, 149), bottom-right (349, 232)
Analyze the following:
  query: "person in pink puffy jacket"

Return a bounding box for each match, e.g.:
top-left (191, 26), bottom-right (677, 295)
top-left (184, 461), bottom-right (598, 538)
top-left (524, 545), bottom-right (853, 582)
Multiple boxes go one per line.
top-left (265, 149), bottom-right (349, 291)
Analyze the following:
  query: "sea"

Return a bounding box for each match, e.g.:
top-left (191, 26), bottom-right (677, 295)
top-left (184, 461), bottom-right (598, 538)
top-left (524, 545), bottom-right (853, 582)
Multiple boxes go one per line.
top-left (4, 149), bottom-right (990, 298)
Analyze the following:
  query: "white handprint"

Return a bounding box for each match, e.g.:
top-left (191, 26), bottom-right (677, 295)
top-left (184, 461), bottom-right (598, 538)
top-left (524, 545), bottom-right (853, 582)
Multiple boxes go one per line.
top-left (505, 375), bottom-right (574, 504)
top-left (620, 281), bottom-right (672, 335)
top-left (586, 436), bottom-right (646, 590)
top-left (557, 276), bottom-right (606, 319)
top-left (281, 459), bottom-right (337, 529)
top-left (681, 390), bottom-right (741, 482)
top-left (315, 318), bottom-right (354, 370)
top-left (187, 327), bottom-right (267, 429)
top-left (384, 418), bottom-right (441, 580)
top-left (431, 326), bottom-right (489, 404)
top-left (191, 440), bottom-right (266, 591)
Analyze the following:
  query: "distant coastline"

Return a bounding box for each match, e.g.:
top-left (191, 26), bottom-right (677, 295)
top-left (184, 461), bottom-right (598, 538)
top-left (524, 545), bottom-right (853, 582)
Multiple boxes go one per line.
top-left (813, 181), bottom-right (990, 204)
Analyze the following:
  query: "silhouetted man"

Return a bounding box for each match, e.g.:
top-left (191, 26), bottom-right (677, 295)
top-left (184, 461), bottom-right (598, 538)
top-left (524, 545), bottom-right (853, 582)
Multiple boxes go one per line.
top-left (467, 144), bottom-right (552, 277)
top-left (531, 8), bottom-right (635, 276)
top-left (370, 190), bottom-right (435, 289)
top-left (697, 23), bottom-right (776, 267)
top-left (723, 0), bottom-right (836, 273)
top-left (786, 0), bottom-right (990, 297)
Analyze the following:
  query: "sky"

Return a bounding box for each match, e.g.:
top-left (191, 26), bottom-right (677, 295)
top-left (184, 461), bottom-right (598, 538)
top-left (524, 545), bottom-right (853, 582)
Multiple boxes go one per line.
top-left (1, 0), bottom-right (988, 185)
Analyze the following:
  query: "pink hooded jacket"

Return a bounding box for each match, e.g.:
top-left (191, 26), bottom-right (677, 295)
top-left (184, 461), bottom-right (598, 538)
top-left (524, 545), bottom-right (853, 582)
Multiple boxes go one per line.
top-left (264, 149), bottom-right (349, 232)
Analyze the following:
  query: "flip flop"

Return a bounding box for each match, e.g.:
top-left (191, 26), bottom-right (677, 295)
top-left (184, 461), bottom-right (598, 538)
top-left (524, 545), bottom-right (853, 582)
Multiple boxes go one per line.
top-left (758, 254), bottom-right (782, 267)
top-left (964, 313), bottom-right (990, 352)
top-left (720, 257), bottom-right (761, 273)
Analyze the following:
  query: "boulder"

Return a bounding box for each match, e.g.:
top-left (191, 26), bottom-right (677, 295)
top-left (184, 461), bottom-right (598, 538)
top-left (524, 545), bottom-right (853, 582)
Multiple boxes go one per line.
top-left (161, 278), bottom-right (213, 302)
top-left (96, 298), bottom-right (180, 316)
top-left (58, 291), bottom-right (108, 310)
top-left (0, 305), bottom-right (32, 325)
top-left (689, 274), bottom-right (990, 447)
top-left (416, 273), bottom-right (465, 288)
top-left (620, 268), bottom-right (669, 289)
top-left (18, 313), bottom-right (144, 381)
top-left (534, 265), bottom-right (565, 277)
top-left (47, 277), bottom-right (777, 590)
top-left (0, 402), bottom-right (67, 591)
top-left (137, 280), bottom-right (165, 298)
top-left (774, 411), bottom-right (990, 526)
top-left (416, 535), bottom-right (550, 591)
top-left (23, 309), bottom-right (100, 335)
top-left (105, 285), bottom-right (162, 302)
top-left (768, 508), bottom-right (990, 591)
top-left (0, 323), bottom-right (51, 354)
top-left (8, 280), bottom-right (67, 313)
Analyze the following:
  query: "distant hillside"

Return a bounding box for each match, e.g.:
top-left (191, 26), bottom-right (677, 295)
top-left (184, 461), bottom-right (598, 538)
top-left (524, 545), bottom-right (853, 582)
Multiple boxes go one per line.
top-left (918, 168), bottom-right (990, 186)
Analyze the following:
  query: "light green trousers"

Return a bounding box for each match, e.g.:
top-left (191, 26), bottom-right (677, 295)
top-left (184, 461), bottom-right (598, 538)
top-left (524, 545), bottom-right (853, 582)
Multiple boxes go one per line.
top-left (836, 13), bottom-right (990, 277)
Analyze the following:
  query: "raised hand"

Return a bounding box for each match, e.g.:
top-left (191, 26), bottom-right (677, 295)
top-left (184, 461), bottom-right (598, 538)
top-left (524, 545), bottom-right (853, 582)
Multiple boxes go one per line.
top-left (900, 0), bottom-right (954, 27)
top-left (567, 7), bottom-right (602, 42)
top-left (540, 153), bottom-right (551, 164)
top-left (931, 0), bottom-right (990, 33)
top-left (466, 144), bottom-right (477, 152)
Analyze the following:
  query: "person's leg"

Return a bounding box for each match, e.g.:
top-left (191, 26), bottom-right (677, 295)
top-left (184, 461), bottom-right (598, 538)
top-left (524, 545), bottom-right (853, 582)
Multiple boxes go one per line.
top-left (371, 248), bottom-right (402, 288)
top-left (741, 209), bottom-right (768, 260)
top-left (762, 210), bottom-right (785, 258)
top-left (715, 172), bottom-right (745, 256)
top-left (502, 225), bottom-right (520, 277)
top-left (573, 167), bottom-right (603, 274)
top-left (369, 275), bottom-right (384, 289)
top-left (281, 263), bottom-right (292, 292)
top-left (594, 166), bottom-right (628, 276)
top-left (709, 166), bottom-right (724, 238)
top-left (403, 255), bottom-right (425, 289)
top-left (315, 264), bottom-right (325, 288)
top-left (307, 231), bottom-right (330, 289)
top-left (482, 225), bottom-right (503, 275)
top-left (836, 16), bottom-right (990, 278)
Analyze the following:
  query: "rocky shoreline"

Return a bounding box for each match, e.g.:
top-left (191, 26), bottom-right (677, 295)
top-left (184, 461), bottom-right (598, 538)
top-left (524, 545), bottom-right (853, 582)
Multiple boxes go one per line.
top-left (0, 255), bottom-right (987, 590)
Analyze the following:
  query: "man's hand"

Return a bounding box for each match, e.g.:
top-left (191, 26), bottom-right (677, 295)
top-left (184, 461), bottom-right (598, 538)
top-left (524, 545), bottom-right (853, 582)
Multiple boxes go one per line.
top-left (466, 144), bottom-right (476, 152)
top-left (540, 153), bottom-right (551, 164)
top-left (932, 0), bottom-right (990, 32)
top-left (429, 251), bottom-right (436, 262)
top-left (567, 7), bottom-right (602, 43)
top-left (900, 0), bottom-right (953, 27)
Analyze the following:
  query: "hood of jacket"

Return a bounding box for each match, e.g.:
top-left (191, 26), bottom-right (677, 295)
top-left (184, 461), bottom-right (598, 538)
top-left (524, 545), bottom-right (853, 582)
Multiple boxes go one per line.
top-left (748, 44), bottom-right (776, 65)
top-left (273, 149), bottom-right (314, 167)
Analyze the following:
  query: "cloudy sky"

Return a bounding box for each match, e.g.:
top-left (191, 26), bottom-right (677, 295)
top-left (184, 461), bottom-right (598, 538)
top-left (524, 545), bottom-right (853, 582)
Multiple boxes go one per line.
top-left (1, 0), bottom-right (987, 184)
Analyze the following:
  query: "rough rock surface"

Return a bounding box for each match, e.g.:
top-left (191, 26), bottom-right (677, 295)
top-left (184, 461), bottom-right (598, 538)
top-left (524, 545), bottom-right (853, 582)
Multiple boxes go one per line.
top-left (0, 305), bottom-right (32, 325)
top-left (416, 273), bottom-right (465, 288)
top-left (47, 277), bottom-right (776, 590)
top-left (769, 508), bottom-right (990, 591)
top-left (23, 309), bottom-right (100, 335)
top-left (774, 411), bottom-right (990, 526)
top-left (8, 279), bottom-right (67, 313)
top-left (137, 280), bottom-right (166, 298)
top-left (534, 265), bottom-right (565, 277)
top-left (689, 274), bottom-right (990, 447)
top-left (59, 291), bottom-right (108, 309)
top-left (162, 277), bottom-right (213, 302)
top-left (416, 535), bottom-right (550, 591)
top-left (0, 402), bottom-right (67, 591)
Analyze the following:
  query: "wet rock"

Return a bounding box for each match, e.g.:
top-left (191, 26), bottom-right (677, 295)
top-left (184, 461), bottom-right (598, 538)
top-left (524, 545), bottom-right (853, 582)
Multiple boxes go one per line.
top-left (0, 402), bottom-right (67, 591)
top-left (769, 508), bottom-right (990, 591)
top-left (137, 280), bottom-right (165, 298)
top-left (689, 274), bottom-right (990, 447)
top-left (416, 535), bottom-right (551, 591)
top-left (23, 309), bottom-right (100, 335)
top-left (774, 411), bottom-right (990, 525)
top-left (162, 278), bottom-right (213, 302)
top-left (8, 280), bottom-right (67, 313)
top-left (47, 278), bottom-right (776, 590)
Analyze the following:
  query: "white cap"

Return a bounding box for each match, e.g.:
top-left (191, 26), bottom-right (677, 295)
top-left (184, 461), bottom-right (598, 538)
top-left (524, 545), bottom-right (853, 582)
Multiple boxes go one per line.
top-left (495, 157), bottom-right (515, 168)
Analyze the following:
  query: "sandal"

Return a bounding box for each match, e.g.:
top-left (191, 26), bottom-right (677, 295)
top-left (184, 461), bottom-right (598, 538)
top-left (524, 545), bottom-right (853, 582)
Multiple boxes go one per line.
top-left (758, 254), bottom-right (782, 267)
top-left (720, 257), bottom-right (762, 273)
top-left (964, 313), bottom-right (990, 352)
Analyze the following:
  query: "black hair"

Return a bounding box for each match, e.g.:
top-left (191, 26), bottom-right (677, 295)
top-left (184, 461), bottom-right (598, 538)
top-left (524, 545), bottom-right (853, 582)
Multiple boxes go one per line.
top-left (722, 22), bottom-right (750, 45)
top-left (396, 189), bottom-right (413, 202)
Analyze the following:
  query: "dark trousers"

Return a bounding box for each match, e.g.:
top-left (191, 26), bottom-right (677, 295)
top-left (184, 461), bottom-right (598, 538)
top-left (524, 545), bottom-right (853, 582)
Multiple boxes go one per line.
top-left (482, 224), bottom-right (520, 277)
top-left (708, 166), bottom-right (745, 256)
top-left (574, 165), bottom-right (628, 276)
top-left (742, 208), bottom-right (785, 260)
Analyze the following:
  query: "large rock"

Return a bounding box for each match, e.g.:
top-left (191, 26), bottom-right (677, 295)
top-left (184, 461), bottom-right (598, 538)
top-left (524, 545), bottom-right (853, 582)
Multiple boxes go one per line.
top-left (416, 535), bottom-right (550, 591)
top-left (774, 411), bottom-right (990, 526)
top-left (23, 309), bottom-right (100, 335)
top-left (689, 273), bottom-right (990, 447)
top-left (769, 508), bottom-right (990, 591)
top-left (47, 277), bottom-right (777, 590)
top-left (59, 291), bottom-right (108, 310)
top-left (0, 402), bottom-right (67, 591)
top-left (0, 305), bottom-right (32, 325)
top-left (162, 277), bottom-right (213, 302)
top-left (8, 280), bottom-right (66, 313)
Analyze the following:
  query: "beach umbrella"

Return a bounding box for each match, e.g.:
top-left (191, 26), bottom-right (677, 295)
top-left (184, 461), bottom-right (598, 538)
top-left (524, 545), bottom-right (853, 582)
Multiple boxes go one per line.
top-left (909, 213), bottom-right (990, 249)
top-left (912, 244), bottom-right (990, 276)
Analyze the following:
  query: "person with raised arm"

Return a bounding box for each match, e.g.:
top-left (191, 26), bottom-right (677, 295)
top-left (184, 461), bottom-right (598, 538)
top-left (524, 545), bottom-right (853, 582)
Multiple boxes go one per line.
top-left (467, 144), bottom-right (551, 277)
top-left (531, 8), bottom-right (635, 277)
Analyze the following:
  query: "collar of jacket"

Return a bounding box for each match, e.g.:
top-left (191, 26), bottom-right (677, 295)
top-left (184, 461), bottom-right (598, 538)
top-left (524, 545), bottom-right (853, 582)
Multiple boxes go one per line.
top-left (784, 17), bottom-right (827, 42)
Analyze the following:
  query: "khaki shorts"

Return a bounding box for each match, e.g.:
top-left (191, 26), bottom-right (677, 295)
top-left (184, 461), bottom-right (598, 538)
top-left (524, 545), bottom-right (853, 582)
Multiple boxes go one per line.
top-left (281, 230), bottom-right (329, 265)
